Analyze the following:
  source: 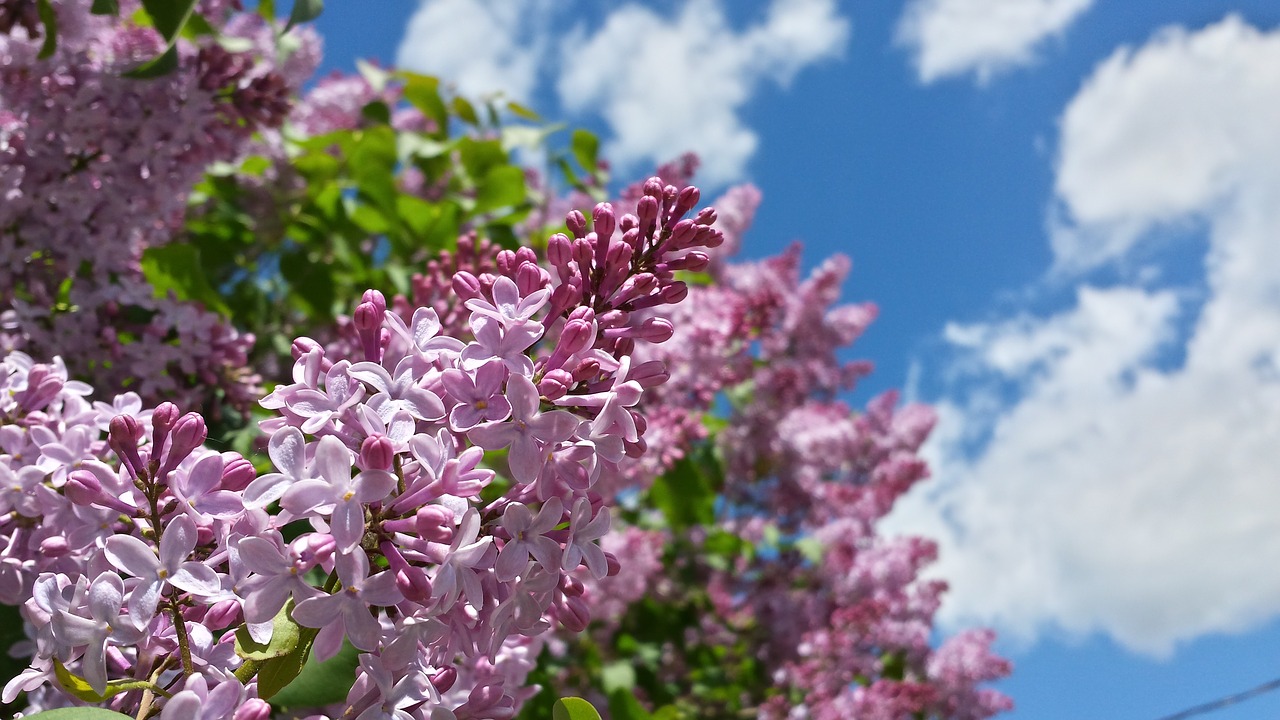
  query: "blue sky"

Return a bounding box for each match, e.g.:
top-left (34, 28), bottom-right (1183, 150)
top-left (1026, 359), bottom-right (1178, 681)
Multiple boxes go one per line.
top-left (310, 2), bottom-right (1280, 717)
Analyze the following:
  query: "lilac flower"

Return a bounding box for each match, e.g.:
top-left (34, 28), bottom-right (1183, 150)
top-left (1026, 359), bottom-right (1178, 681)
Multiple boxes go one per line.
top-left (441, 360), bottom-right (510, 431)
top-left (0, 464), bottom-right (45, 517)
top-left (285, 359), bottom-right (366, 434)
top-left (495, 498), bottom-right (563, 582)
top-left (103, 514), bottom-right (221, 623)
top-left (467, 375), bottom-right (580, 484)
top-left (460, 316), bottom-right (542, 376)
top-left (430, 508), bottom-right (492, 612)
top-left (55, 572), bottom-right (145, 694)
top-left (280, 435), bottom-right (396, 552)
top-left (563, 498), bottom-right (610, 579)
top-left (463, 276), bottom-right (548, 328)
top-left (349, 356), bottom-right (446, 422)
top-left (293, 550), bottom-right (403, 659)
top-left (160, 674), bottom-right (245, 720)
top-left (169, 452), bottom-right (244, 522)
top-left (235, 535), bottom-right (325, 625)
top-left (242, 426), bottom-right (310, 509)
top-left (353, 651), bottom-right (437, 720)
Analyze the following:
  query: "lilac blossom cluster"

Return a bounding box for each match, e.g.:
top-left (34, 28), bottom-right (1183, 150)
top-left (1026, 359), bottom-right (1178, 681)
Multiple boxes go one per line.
top-left (558, 173), bottom-right (1013, 718)
top-left (0, 185), bottom-right (723, 718)
top-left (0, 0), bottom-right (312, 415)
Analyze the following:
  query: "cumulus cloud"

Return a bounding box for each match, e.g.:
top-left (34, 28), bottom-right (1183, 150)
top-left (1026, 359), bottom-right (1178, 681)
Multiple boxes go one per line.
top-left (395, 0), bottom-right (554, 102)
top-left (888, 16), bottom-right (1280, 655)
top-left (397, 0), bottom-right (848, 186)
top-left (897, 0), bottom-right (1094, 83)
top-left (557, 0), bottom-right (848, 185)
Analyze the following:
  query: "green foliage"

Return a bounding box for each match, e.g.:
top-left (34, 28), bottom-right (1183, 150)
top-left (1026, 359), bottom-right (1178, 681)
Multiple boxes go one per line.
top-left (140, 244), bottom-right (231, 316)
top-left (267, 641), bottom-right (361, 709)
top-left (646, 444), bottom-right (722, 531)
top-left (234, 602), bottom-right (303, 661)
top-left (285, 0), bottom-right (324, 32)
top-left (35, 0), bottom-right (57, 59)
top-left (552, 697), bottom-right (604, 720)
top-left (51, 659), bottom-right (164, 704)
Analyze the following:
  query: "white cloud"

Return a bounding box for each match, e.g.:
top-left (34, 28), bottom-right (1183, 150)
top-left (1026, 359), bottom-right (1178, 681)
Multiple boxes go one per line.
top-left (897, 0), bottom-right (1094, 83)
top-left (557, 0), bottom-right (847, 185)
top-left (396, 0), bottom-right (847, 185)
top-left (395, 0), bottom-right (553, 102)
top-left (888, 16), bottom-right (1280, 656)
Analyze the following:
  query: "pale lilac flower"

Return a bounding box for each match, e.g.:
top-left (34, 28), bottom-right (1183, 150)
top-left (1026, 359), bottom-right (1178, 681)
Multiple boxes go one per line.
top-left (441, 360), bottom-right (510, 431)
top-left (161, 674), bottom-right (245, 720)
top-left (495, 498), bottom-right (563, 582)
top-left (242, 426), bottom-right (309, 508)
top-left (563, 499), bottom-right (610, 579)
top-left (235, 535), bottom-right (325, 625)
top-left (463, 276), bottom-right (548, 328)
top-left (354, 652), bottom-right (436, 720)
top-left (169, 452), bottom-right (244, 522)
top-left (286, 359), bottom-right (366, 434)
top-left (293, 550), bottom-right (403, 658)
top-left (103, 514), bottom-right (221, 623)
top-left (0, 464), bottom-right (45, 517)
top-left (349, 356), bottom-right (446, 422)
top-left (430, 508), bottom-right (492, 612)
top-left (467, 375), bottom-right (579, 484)
top-left (55, 572), bottom-right (145, 694)
top-left (460, 316), bottom-right (541, 375)
top-left (280, 436), bottom-right (396, 552)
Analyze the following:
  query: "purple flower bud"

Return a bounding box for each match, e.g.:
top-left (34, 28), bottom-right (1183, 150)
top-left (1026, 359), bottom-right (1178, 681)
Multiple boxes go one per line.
top-left (431, 666), bottom-right (458, 694)
top-left (593, 203), bottom-right (616, 243)
top-left (562, 575), bottom-right (585, 597)
top-left (628, 361), bottom-right (670, 389)
top-left (108, 416), bottom-right (145, 480)
top-left (671, 185), bottom-right (700, 224)
top-left (220, 455), bottom-right (256, 492)
top-left (163, 412), bottom-right (207, 473)
top-left (547, 233), bottom-right (573, 268)
top-left (605, 552), bottom-right (621, 577)
top-left (566, 210), bottom-right (588, 238)
top-left (558, 596), bottom-right (591, 632)
top-left (452, 271), bottom-right (482, 301)
top-left (643, 177), bottom-right (664, 199)
top-left (204, 599), bottom-right (241, 631)
top-left (558, 320), bottom-right (594, 358)
top-left (14, 364), bottom-right (62, 413)
top-left (614, 337), bottom-right (636, 357)
top-left (361, 289), bottom-right (387, 314)
top-left (572, 237), bottom-right (594, 271)
top-left (515, 246), bottom-right (538, 266)
top-left (572, 360), bottom-right (601, 383)
top-left (637, 195), bottom-right (660, 237)
top-left (415, 505), bottom-right (454, 543)
top-left (395, 567), bottom-right (433, 604)
top-left (538, 369), bottom-right (574, 401)
top-left (669, 219), bottom-right (698, 250)
top-left (663, 251), bottom-right (709, 272)
top-left (516, 263), bottom-right (546, 297)
top-left (496, 249), bottom-right (518, 277)
top-left (295, 533), bottom-right (337, 570)
top-left (151, 402), bottom-right (180, 458)
top-left (360, 435), bottom-right (396, 471)
top-left (694, 206), bottom-right (718, 226)
top-left (234, 699), bottom-right (272, 720)
top-left (40, 537), bottom-right (70, 558)
top-left (65, 469), bottom-right (103, 506)
top-left (197, 524), bottom-right (216, 546)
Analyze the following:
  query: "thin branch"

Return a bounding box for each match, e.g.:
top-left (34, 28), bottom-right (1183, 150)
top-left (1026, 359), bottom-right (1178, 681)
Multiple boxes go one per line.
top-left (1155, 675), bottom-right (1280, 720)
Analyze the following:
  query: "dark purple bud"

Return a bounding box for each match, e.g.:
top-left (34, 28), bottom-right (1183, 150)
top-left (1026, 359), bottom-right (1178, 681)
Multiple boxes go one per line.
top-left (295, 533), bottom-right (337, 570)
top-left (572, 237), bottom-right (594, 271)
top-left (65, 470), bottom-right (103, 506)
top-left (571, 360), bottom-right (601, 383)
top-left (537, 369), bottom-right (573, 401)
top-left (361, 289), bottom-right (387, 313)
top-left (164, 413), bottom-right (207, 472)
top-left (515, 247), bottom-right (538, 267)
top-left (431, 666), bottom-right (458, 694)
top-left (562, 575), bottom-right (585, 597)
top-left (592, 203), bottom-right (616, 242)
top-left (671, 185), bottom-right (700, 224)
top-left (415, 505), bottom-right (454, 543)
top-left (360, 435), bottom-right (396, 471)
top-left (40, 537), bottom-right (70, 558)
top-left (565, 210), bottom-right (588, 239)
top-left (547, 233), bottom-right (573, 268)
top-left (515, 262), bottom-right (545, 297)
top-left (395, 567), bottom-right (433, 604)
top-left (694, 206), bottom-right (718, 226)
top-left (637, 195), bottom-right (660, 238)
top-left (604, 551), bottom-right (621, 577)
top-left (233, 699), bottom-right (273, 720)
top-left (204, 600), bottom-right (242, 631)
top-left (151, 402), bottom-right (180, 458)
top-left (14, 365), bottom-right (62, 413)
top-left (628, 360), bottom-right (669, 389)
top-left (558, 320), bottom-right (594, 357)
top-left (108, 416), bottom-right (145, 480)
top-left (495, 249), bottom-right (518, 277)
top-left (291, 336), bottom-right (323, 359)
top-left (220, 455), bottom-right (256, 492)
top-left (669, 219), bottom-right (698, 250)
top-left (452, 271), bottom-right (482, 302)
top-left (642, 177), bottom-right (664, 199)
top-left (196, 525), bottom-right (216, 546)
top-left (558, 596), bottom-right (591, 632)
top-left (663, 252), bottom-right (709, 272)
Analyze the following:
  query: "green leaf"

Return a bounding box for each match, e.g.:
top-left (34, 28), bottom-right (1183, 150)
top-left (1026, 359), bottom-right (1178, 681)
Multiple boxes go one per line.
top-left (474, 165), bottom-right (526, 214)
top-left (571, 129), bottom-right (600, 175)
top-left (124, 0), bottom-right (198, 78)
top-left (506, 100), bottom-right (541, 121)
top-left (90, 0), bottom-right (120, 15)
top-left (552, 697), bottom-right (605, 720)
top-left (267, 640), bottom-right (360, 709)
top-left (451, 96), bottom-right (480, 125)
top-left (139, 243), bottom-right (230, 316)
top-left (235, 601), bottom-right (303, 661)
top-left (23, 709), bottom-right (134, 720)
top-left (284, 0), bottom-right (323, 31)
top-left (258, 0), bottom-right (276, 20)
top-left (52, 659), bottom-right (162, 704)
top-left (647, 451), bottom-right (718, 531)
top-left (601, 661), bottom-right (637, 694)
top-left (36, 0), bottom-right (57, 60)
top-left (607, 690), bottom-right (653, 720)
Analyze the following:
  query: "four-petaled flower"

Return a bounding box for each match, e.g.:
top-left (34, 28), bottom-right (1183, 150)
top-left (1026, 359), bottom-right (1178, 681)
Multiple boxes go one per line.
top-left (292, 550), bottom-right (403, 660)
top-left (280, 435), bottom-right (397, 552)
top-left (103, 514), bottom-right (221, 623)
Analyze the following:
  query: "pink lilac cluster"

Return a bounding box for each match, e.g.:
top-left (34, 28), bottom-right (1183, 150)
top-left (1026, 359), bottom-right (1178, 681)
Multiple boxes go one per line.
top-left (561, 170), bottom-right (1012, 717)
top-left (0, 184), bottom-right (722, 718)
top-left (0, 0), bottom-right (311, 415)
